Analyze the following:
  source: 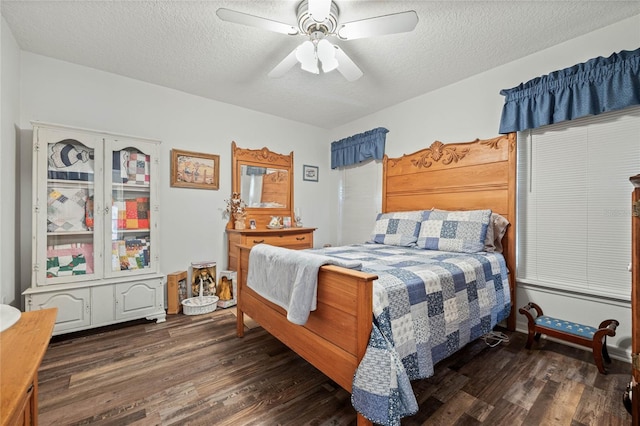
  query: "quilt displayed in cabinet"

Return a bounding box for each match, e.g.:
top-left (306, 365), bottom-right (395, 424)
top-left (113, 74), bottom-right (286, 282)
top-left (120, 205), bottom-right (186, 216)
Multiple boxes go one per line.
top-left (310, 244), bottom-right (511, 426)
top-left (112, 151), bottom-right (150, 185)
top-left (46, 243), bottom-right (94, 277)
top-left (111, 238), bottom-right (151, 271)
top-left (47, 186), bottom-right (91, 232)
top-left (47, 140), bottom-right (95, 181)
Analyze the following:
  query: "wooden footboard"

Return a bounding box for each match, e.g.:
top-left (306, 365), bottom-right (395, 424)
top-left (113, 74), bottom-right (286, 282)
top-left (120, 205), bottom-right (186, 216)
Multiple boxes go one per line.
top-left (236, 245), bottom-right (378, 393)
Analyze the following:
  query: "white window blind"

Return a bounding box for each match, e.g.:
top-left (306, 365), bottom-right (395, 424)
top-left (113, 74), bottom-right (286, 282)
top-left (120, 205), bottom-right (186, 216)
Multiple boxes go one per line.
top-left (338, 160), bottom-right (382, 245)
top-left (517, 106), bottom-right (640, 300)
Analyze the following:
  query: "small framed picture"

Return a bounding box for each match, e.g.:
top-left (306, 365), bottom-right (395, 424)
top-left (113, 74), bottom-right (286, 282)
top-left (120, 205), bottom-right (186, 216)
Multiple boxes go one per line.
top-left (283, 216), bottom-right (292, 228)
top-left (249, 219), bottom-right (257, 229)
top-left (303, 164), bottom-right (319, 182)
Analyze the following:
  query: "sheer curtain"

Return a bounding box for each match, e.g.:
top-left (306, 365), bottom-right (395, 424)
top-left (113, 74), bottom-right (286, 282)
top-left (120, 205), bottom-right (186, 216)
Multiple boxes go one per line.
top-left (337, 160), bottom-right (382, 245)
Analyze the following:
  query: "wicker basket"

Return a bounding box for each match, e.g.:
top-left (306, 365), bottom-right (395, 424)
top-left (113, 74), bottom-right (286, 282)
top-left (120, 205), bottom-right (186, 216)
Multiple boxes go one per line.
top-left (181, 295), bottom-right (219, 315)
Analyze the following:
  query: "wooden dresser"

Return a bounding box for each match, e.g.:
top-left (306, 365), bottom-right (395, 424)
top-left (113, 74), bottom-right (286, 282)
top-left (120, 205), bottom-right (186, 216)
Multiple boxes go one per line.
top-left (227, 227), bottom-right (316, 271)
top-left (1, 308), bottom-right (57, 426)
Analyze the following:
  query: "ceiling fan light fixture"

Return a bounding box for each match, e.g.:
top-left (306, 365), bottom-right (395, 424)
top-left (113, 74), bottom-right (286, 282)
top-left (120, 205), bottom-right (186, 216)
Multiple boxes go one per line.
top-left (296, 40), bottom-right (319, 74)
top-left (317, 39), bottom-right (338, 73)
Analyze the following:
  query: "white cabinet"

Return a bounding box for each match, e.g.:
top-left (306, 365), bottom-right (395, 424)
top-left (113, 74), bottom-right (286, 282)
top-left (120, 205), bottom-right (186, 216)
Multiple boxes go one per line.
top-left (115, 279), bottom-right (165, 321)
top-left (24, 122), bottom-right (165, 335)
top-left (27, 288), bottom-right (91, 333)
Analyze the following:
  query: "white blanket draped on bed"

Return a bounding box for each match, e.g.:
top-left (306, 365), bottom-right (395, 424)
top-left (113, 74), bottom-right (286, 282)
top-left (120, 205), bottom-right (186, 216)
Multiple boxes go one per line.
top-left (247, 244), bottom-right (362, 325)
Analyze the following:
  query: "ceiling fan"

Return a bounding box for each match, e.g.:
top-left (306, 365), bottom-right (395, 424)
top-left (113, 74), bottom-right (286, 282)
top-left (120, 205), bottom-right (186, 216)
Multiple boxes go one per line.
top-left (216, 0), bottom-right (418, 82)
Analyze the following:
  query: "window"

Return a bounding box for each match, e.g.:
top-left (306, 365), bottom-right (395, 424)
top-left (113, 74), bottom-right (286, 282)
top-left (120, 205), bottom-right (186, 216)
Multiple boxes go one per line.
top-left (337, 160), bottom-right (382, 245)
top-left (517, 106), bottom-right (640, 300)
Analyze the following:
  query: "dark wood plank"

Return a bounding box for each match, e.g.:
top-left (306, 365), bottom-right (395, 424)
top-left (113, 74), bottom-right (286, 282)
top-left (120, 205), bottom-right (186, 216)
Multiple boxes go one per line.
top-left (37, 309), bottom-right (632, 425)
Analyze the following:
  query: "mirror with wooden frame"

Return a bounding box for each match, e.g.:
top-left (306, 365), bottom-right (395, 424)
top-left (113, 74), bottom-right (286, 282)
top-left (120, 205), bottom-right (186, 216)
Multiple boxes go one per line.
top-left (229, 141), bottom-right (294, 229)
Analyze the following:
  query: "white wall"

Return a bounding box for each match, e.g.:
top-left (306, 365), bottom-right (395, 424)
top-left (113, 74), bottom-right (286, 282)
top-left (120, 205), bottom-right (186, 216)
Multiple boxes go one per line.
top-left (1, 17), bottom-right (21, 306)
top-left (328, 15), bottom-right (640, 360)
top-left (3, 13), bottom-right (639, 360)
top-left (16, 52), bottom-right (336, 307)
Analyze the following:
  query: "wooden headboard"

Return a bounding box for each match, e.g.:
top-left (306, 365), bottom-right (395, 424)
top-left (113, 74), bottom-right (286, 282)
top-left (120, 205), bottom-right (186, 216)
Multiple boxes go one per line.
top-left (382, 133), bottom-right (517, 329)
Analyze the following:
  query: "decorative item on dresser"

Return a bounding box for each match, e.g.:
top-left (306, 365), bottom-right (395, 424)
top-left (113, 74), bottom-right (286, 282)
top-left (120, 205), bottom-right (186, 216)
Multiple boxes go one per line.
top-left (24, 122), bottom-right (166, 335)
top-left (226, 142), bottom-right (316, 270)
top-left (225, 192), bottom-right (247, 230)
top-left (0, 308), bottom-right (57, 425)
top-left (235, 133), bottom-right (517, 425)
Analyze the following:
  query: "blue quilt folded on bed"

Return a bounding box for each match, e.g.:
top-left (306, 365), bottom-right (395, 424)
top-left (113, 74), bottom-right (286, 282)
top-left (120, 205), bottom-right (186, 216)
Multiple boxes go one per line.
top-left (310, 244), bottom-right (511, 426)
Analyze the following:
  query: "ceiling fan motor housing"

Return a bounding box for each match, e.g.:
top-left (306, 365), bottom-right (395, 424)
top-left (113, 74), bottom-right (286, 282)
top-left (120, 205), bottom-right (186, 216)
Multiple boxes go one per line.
top-left (297, 0), bottom-right (339, 36)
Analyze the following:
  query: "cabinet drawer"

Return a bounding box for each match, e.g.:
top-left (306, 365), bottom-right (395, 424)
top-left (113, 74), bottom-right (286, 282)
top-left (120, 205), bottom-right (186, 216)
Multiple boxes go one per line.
top-left (245, 232), bottom-right (313, 248)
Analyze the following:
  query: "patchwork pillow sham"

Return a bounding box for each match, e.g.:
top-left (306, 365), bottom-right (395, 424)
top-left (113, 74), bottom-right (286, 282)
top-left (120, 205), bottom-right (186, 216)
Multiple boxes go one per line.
top-left (416, 209), bottom-right (492, 253)
top-left (370, 210), bottom-right (427, 247)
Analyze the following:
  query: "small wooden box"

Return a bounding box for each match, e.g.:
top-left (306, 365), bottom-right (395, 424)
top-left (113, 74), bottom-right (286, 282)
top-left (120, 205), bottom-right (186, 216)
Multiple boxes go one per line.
top-left (167, 270), bottom-right (188, 314)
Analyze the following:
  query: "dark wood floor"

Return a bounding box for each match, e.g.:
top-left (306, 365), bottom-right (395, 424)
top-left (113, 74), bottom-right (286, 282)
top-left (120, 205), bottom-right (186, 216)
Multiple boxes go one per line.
top-left (38, 308), bottom-right (632, 425)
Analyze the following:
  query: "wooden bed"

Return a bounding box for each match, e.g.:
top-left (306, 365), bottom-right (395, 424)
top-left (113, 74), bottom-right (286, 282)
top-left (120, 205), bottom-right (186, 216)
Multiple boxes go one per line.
top-left (235, 133), bottom-right (517, 425)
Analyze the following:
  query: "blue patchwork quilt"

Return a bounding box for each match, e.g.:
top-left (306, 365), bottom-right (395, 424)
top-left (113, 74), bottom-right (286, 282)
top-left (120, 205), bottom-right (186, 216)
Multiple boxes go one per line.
top-left (310, 244), bottom-right (511, 425)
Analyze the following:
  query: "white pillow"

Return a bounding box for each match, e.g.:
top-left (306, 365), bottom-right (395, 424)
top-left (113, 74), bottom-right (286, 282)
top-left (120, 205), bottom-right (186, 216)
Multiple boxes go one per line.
top-left (485, 213), bottom-right (510, 253)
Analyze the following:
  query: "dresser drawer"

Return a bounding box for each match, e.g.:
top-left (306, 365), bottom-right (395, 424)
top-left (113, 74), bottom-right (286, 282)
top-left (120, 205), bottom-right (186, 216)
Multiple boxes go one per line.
top-left (227, 227), bottom-right (316, 271)
top-left (245, 232), bottom-right (313, 248)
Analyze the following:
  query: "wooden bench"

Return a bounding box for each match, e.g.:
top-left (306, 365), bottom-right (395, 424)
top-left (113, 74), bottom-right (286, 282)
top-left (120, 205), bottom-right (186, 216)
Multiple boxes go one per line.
top-left (519, 302), bottom-right (619, 374)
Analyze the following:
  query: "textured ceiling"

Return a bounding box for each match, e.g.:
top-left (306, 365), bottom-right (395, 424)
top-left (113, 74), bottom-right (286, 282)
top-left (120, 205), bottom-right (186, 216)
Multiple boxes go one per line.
top-left (2, 1), bottom-right (639, 129)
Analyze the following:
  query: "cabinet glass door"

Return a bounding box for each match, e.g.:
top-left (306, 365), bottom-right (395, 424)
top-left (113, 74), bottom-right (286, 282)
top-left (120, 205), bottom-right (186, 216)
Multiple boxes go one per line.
top-left (36, 128), bottom-right (103, 285)
top-left (106, 140), bottom-right (158, 276)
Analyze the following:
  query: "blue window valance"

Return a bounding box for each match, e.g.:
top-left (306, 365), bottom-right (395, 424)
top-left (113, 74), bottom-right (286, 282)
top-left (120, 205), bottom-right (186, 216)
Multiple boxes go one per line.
top-left (499, 48), bottom-right (640, 134)
top-left (331, 127), bottom-right (389, 169)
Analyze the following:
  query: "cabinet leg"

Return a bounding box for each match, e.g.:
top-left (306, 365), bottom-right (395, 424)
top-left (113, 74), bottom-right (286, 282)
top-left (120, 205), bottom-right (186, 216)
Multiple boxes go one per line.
top-left (146, 312), bottom-right (167, 323)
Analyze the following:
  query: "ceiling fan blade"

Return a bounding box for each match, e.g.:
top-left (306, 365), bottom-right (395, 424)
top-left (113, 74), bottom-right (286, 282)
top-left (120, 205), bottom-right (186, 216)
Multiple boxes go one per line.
top-left (216, 8), bottom-right (299, 36)
top-left (337, 10), bottom-right (418, 40)
top-left (268, 48), bottom-right (300, 78)
top-left (334, 46), bottom-right (363, 82)
top-left (308, 0), bottom-right (332, 23)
